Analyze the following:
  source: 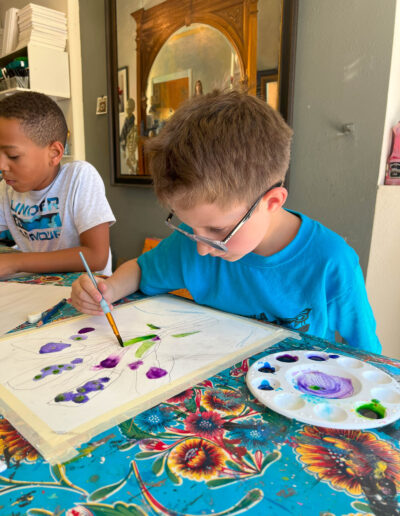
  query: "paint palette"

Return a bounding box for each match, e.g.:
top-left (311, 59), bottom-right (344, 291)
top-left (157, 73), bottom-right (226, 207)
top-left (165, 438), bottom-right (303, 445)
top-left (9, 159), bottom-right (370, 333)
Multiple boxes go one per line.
top-left (246, 350), bottom-right (400, 429)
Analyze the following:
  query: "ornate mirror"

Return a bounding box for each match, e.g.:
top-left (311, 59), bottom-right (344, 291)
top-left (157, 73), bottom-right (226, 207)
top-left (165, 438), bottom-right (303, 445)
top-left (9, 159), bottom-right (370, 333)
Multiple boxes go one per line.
top-left (105, 0), bottom-right (297, 186)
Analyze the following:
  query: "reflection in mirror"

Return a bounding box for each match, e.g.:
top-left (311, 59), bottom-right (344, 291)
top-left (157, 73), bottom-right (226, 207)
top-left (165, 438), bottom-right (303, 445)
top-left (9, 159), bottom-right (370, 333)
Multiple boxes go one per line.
top-left (105, 0), bottom-right (297, 186)
top-left (145, 23), bottom-right (241, 138)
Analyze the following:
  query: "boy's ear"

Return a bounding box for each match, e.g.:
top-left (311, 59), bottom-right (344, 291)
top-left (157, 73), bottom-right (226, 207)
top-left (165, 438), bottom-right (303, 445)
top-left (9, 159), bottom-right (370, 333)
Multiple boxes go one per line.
top-left (264, 186), bottom-right (288, 212)
top-left (48, 141), bottom-right (64, 166)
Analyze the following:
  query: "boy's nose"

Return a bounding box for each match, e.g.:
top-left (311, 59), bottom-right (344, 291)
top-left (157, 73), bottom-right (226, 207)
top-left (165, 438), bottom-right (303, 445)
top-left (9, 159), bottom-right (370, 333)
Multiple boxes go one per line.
top-left (0, 155), bottom-right (8, 171)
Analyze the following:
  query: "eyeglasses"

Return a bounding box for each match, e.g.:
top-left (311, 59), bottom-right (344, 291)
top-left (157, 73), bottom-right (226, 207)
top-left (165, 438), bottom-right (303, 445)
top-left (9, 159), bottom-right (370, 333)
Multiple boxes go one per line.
top-left (165, 181), bottom-right (284, 252)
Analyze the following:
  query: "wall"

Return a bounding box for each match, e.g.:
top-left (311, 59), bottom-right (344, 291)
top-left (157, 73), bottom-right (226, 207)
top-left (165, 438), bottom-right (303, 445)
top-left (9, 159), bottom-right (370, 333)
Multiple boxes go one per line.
top-left (286, 0), bottom-right (396, 275)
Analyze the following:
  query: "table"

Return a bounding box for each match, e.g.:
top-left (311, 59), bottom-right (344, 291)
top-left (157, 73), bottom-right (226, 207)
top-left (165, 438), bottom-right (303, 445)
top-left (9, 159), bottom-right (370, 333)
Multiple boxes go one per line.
top-left (0, 270), bottom-right (399, 516)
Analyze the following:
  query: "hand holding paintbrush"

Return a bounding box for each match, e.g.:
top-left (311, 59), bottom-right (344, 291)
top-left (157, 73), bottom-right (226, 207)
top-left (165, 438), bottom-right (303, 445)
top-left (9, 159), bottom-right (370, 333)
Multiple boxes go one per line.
top-left (78, 252), bottom-right (124, 347)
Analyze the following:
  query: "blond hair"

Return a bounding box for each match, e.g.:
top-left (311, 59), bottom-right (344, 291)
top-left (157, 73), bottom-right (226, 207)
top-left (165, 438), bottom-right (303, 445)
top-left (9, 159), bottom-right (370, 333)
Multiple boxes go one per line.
top-left (146, 89), bottom-right (293, 208)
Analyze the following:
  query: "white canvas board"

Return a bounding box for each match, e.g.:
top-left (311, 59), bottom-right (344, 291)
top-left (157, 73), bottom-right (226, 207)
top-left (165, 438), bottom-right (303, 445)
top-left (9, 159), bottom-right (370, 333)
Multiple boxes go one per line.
top-left (0, 282), bottom-right (72, 334)
top-left (0, 295), bottom-right (291, 463)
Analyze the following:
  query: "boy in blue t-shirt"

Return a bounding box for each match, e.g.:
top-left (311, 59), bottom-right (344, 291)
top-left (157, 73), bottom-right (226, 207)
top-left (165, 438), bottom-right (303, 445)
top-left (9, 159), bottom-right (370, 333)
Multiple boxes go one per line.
top-left (71, 90), bottom-right (380, 353)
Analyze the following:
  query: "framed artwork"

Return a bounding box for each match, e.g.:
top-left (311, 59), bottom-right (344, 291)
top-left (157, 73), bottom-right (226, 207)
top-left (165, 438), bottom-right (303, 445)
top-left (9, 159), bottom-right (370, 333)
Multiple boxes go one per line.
top-left (117, 66), bottom-right (128, 114)
top-left (257, 69), bottom-right (279, 110)
top-left (96, 95), bottom-right (108, 115)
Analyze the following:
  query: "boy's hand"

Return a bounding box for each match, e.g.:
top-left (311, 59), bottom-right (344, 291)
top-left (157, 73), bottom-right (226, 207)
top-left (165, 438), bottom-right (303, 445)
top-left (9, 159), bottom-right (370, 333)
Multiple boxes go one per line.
top-left (71, 274), bottom-right (114, 315)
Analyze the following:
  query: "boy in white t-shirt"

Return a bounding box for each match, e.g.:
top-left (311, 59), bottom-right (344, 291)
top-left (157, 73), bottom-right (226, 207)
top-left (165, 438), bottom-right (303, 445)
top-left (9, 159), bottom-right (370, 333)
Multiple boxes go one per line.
top-left (0, 91), bottom-right (115, 276)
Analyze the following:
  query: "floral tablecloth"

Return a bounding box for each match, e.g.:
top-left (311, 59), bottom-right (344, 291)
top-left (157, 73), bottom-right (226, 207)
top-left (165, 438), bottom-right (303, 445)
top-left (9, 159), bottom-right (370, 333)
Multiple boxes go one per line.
top-left (0, 271), bottom-right (399, 516)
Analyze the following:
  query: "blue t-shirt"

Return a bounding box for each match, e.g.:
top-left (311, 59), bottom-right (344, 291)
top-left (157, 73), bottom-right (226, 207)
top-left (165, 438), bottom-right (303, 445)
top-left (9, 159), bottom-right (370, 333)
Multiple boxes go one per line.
top-left (137, 210), bottom-right (381, 354)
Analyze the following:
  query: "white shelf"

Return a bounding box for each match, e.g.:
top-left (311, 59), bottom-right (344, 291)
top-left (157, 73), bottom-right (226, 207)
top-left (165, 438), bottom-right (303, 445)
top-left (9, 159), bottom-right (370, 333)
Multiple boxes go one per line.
top-left (0, 44), bottom-right (70, 100)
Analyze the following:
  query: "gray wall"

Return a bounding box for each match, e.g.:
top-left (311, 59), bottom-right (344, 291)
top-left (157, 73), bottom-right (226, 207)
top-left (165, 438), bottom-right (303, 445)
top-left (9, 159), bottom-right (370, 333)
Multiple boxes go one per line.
top-left (80, 0), bottom-right (396, 272)
top-left (286, 0), bottom-right (396, 273)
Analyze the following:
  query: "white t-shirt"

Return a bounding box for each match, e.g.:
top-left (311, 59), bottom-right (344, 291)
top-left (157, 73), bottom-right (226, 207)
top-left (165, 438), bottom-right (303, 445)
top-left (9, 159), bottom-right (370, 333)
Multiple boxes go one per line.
top-left (0, 161), bottom-right (116, 275)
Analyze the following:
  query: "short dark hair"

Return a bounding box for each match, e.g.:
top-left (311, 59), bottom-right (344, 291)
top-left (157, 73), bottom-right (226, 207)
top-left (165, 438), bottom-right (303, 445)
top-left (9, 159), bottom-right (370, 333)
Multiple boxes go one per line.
top-left (0, 91), bottom-right (68, 146)
top-left (146, 89), bottom-right (293, 209)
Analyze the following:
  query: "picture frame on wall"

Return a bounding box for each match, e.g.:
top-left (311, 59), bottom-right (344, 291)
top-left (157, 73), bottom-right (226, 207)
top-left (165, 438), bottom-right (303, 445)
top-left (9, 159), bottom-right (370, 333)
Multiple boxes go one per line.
top-left (257, 69), bottom-right (279, 110)
top-left (117, 66), bottom-right (128, 114)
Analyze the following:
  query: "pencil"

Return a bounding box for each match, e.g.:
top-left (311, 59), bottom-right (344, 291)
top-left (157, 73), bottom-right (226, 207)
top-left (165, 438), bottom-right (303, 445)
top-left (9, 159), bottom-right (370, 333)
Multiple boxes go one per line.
top-left (37, 298), bottom-right (68, 327)
top-left (78, 251), bottom-right (124, 347)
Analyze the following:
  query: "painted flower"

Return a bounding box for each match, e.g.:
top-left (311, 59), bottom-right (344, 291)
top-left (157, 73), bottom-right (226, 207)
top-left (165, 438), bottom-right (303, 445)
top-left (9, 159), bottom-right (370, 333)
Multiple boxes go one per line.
top-left (168, 438), bottom-right (227, 480)
top-left (167, 388), bottom-right (194, 404)
top-left (226, 420), bottom-right (276, 449)
top-left (134, 406), bottom-right (176, 434)
top-left (0, 418), bottom-right (39, 463)
top-left (184, 411), bottom-right (225, 438)
top-left (294, 426), bottom-right (400, 496)
top-left (202, 389), bottom-right (245, 415)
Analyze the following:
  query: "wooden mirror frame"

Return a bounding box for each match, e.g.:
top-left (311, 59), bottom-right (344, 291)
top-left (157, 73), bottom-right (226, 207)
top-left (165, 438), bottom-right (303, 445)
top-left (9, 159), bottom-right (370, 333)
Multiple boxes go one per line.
top-left (105, 0), bottom-right (298, 186)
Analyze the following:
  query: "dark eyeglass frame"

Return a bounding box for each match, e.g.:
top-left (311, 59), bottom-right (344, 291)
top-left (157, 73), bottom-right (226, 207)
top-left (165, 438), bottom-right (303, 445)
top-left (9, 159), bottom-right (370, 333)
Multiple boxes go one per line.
top-left (165, 181), bottom-right (284, 252)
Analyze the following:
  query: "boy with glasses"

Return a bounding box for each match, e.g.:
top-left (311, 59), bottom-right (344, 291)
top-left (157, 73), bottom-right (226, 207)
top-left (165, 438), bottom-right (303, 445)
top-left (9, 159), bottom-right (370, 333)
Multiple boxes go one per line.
top-left (71, 90), bottom-right (380, 353)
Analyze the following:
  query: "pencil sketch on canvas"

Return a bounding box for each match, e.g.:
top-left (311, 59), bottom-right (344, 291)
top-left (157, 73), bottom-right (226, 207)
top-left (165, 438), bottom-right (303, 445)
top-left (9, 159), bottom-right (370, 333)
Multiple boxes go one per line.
top-left (0, 295), bottom-right (291, 463)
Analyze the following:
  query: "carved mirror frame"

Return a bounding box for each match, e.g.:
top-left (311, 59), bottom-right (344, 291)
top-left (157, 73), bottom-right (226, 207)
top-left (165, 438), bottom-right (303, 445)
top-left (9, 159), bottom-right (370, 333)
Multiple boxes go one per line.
top-left (105, 0), bottom-right (298, 186)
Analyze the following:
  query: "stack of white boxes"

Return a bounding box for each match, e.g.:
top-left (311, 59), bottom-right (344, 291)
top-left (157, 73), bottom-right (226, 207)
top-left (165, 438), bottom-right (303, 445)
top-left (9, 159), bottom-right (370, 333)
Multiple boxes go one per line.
top-left (16, 3), bottom-right (67, 51)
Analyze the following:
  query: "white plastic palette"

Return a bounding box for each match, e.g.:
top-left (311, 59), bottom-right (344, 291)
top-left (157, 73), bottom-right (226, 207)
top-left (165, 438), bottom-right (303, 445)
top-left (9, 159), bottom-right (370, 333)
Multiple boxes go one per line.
top-left (246, 349), bottom-right (400, 429)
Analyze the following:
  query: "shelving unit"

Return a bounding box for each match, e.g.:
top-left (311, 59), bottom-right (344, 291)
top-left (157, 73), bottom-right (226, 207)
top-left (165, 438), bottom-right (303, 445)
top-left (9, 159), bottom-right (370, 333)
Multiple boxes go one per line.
top-left (0, 43), bottom-right (70, 100)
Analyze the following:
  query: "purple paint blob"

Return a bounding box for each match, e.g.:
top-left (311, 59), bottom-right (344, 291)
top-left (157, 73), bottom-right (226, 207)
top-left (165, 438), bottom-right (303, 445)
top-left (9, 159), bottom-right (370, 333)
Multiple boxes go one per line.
top-left (277, 354), bottom-right (298, 363)
top-left (151, 336), bottom-right (161, 341)
top-left (39, 342), bottom-right (71, 354)
top-left (70, 334), bottom-right (88, 341)
top-left (78, 327), bottom-right (95, 334)
top-left (307, 354), bottom-right (327, 361)
top-left (33, 357), bottom-right (84, 381)
top-left (146, 367), bottom-right (167, 379)
top-left (54, 377), bottom-right (110, 404)
top-left (96, 355), bottom-right (120, 369)
top-left (295, 370), bottom-right (354, 399)
top-left (128, 360), bottom-right (144, 370)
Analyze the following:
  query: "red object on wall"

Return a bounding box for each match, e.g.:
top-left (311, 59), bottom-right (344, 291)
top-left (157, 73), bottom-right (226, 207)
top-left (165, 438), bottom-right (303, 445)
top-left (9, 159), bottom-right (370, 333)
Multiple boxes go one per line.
top-left (385, 121), bottom-right (400, 185)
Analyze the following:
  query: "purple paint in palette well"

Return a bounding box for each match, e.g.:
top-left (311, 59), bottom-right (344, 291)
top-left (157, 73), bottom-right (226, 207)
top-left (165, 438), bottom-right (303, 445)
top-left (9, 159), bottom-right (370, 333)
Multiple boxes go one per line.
top-left (276, 354), bottom-right (298, 363)
top-left (128, 360), bottom-right (144, 370)
top-left (40, 342), bottom-right (71, 354)
top-left (294, 370), bottom-right (354, 399)
top-left (78, 327), bottom-right (95, 334)
top-left (146, 367), bottom-right (167, 379)
top-left (307, 354), bottom-right (327, 361)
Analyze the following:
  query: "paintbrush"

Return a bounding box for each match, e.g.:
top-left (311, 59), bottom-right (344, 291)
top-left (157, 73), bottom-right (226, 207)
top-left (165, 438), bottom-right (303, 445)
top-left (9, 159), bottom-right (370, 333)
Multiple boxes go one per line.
top-left (78, 251), bottom-right (124, 347)
top-left (36, 298), bottom-right (68, 327)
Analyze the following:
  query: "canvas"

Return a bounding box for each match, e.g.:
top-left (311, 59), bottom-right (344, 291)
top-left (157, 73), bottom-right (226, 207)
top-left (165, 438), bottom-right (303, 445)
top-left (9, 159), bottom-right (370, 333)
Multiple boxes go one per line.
top-left (0, 295), bottom-right (292, 463)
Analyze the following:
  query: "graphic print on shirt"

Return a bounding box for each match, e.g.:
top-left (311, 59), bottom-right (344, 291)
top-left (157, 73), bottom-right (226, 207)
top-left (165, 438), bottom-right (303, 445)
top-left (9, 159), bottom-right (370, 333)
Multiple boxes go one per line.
top-left (11, 197), bottom-right (62, 242)
top-left (254, 308), bottom-right (311, 333)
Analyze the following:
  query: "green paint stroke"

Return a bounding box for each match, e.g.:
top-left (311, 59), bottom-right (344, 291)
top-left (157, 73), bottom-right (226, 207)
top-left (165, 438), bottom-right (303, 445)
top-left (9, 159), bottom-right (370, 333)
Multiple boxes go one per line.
top-left (172, 331), bottom-right (200, 338)
top-left (123, 334), bottom-right (157, 348)
top-left (135, 336), bottom-right (159, 357)
top-left (147, 323), bottom-right (160, 330)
